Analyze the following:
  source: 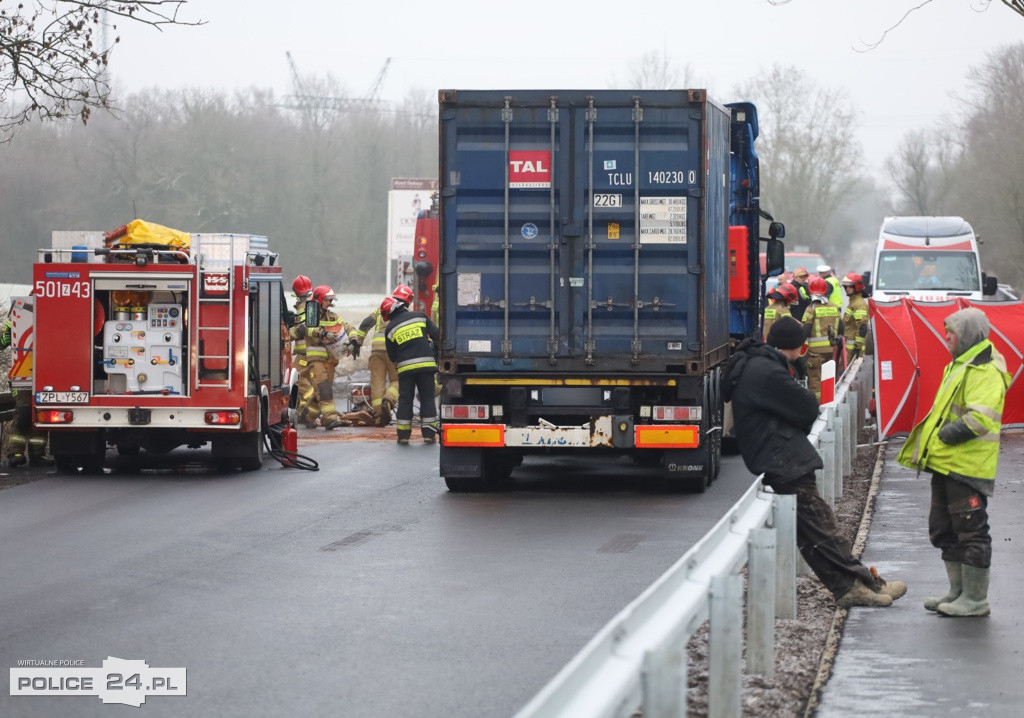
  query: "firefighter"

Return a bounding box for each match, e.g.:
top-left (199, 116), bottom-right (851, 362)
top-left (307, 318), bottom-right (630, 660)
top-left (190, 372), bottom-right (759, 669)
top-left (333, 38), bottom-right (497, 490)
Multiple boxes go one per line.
top-left (1, 317), bottom-right (52, 467)
top-left (841, 272), bottom-right (870, 360)
top-left (817, 265), bottom-right (844, 307)
top-left (383, 287), bottom-right (441, 445)
top-left (350, 298), bottom-right (400, 427)
top-left (304, 285), bottom-right (347, 430)
top-left (288, 275), bottom-right (318, 428)
top-left (762, 281), bottom-right (799, 343)
top-left (801, 277), bottom-right (844, 400)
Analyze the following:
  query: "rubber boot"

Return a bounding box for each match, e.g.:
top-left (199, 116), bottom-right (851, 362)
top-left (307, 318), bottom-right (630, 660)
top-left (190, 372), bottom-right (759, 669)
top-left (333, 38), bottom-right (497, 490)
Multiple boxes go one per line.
top-left (937, 565), bottom-right (990, 617)
top-left (924, 561), bottom-right (962, 612)
top-left (870, 566), bottom-right (908, 601)
top-left (7, 452), bottom-right (27, 468)
top-left (837, 579), bottom-right (893, 608)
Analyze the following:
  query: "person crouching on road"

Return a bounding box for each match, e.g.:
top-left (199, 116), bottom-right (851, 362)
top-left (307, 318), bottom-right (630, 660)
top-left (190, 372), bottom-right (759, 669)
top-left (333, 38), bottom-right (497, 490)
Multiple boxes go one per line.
top-left (383, 288), bottom-right (441, 445)
top-left (897, 307), bottom-right (1009, 617)
top-left (722, 315), bottom-right (907, 608)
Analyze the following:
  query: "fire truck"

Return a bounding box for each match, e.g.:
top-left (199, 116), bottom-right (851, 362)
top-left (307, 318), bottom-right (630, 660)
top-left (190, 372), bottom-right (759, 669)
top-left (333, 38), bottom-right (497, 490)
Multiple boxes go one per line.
top-left (411, 203), bottom-right (440, 317)
top-left (29, 232), bottom-right (292, 472)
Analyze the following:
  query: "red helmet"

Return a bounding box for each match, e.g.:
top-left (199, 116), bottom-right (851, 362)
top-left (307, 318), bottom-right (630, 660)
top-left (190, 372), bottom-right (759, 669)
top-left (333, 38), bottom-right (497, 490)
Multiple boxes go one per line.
top-left (312, 285), bottom-right (335, 307)
top-left (292, 275), bottom-right (313, 296)
top-left (392, 285), bottom-right (414, 304)
top-left (841, 272), bottom-right (866, 294)
top-left (808, 277), bottom-right (829, 297)
top-left (777, 282), bottom-right (799, 305)
top-left (380, 296), bottom-right (397, 320)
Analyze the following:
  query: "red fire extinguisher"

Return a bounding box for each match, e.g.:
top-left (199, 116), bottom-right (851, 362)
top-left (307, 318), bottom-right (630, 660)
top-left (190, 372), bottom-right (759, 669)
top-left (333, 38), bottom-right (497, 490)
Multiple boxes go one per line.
top-left (282, 425), bottom-right (298, 465)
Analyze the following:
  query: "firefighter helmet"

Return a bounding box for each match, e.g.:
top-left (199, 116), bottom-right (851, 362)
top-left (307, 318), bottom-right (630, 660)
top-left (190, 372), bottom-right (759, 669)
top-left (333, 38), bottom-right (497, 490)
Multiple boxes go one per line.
top-left (312, 285), bottom-right (335, 307)
top-left (292, 275), bottom-right (313, 296)
top-left (392, 285), bottom-right (414, 304)
top-left (841, 272), bottom-right (866, 294)
top-left (380, 296), bottom-right (398, 321)
top-left (777, 282), bottom-right (799, 305)
top-left (808, 277), bottom-right (829, 297)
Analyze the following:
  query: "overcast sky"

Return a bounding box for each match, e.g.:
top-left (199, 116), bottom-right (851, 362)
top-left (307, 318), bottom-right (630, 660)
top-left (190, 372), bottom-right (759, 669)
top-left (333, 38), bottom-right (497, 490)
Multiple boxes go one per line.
top-left (108, 0), bottom-right (1024, 179)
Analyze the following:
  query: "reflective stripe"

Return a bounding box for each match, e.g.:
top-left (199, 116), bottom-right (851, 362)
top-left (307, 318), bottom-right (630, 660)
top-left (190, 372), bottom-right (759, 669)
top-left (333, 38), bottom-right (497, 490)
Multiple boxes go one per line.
top-left (397, 358), bottom-right (437, 373)
top-left (397, 422), bottom-right (412, 431)
top-left (966, 404), bottom-right (1002, 421)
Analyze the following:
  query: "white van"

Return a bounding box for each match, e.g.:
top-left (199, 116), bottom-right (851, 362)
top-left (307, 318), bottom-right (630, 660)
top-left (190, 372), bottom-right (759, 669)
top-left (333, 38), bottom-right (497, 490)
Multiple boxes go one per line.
top-left (868, 216), bottom-right (998, 302)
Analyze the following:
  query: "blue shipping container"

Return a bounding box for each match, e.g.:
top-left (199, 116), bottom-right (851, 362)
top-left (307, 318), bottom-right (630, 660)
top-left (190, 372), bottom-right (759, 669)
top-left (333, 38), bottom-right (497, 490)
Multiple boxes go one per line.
top-left (438, 89), bottom-right (731, 375)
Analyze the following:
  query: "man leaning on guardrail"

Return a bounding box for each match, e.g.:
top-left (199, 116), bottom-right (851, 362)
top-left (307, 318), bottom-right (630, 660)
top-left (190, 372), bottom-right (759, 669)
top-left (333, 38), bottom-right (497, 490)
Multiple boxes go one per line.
top-left (722, 315), bottom-right (907, 608)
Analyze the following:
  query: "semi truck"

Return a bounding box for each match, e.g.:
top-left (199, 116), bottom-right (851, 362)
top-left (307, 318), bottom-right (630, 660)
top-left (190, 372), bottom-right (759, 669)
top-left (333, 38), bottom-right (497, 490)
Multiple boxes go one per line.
top-left (435, 89), bottom-right (784, 491)
top-left (28, 231), bottom-right (292, 472)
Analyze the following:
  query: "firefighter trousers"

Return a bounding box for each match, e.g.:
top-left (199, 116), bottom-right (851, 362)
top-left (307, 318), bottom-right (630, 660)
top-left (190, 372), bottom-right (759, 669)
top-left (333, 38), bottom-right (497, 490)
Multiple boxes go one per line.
top-left (295, 357), bottom-right (317, 424)
top-left (805, 352), bottom-right (829, 399)
top-left (368, 350), bottom-right (399, 413)
top-left (308, 359), bottom-right (340, 423)
top-left (7, 391), bottom-right (49, 462)
top-left (763, 471), bottom-right (879, 598)
top-left (396, 370), bottom-right (438, 441)
top-left (929, 472), bottom-right (992, 568)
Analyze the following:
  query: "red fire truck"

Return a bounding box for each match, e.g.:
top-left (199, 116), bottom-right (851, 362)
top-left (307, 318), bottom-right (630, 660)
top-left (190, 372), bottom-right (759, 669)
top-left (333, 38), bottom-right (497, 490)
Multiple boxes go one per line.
top-left (411, 203), bottom-right (439, 317)
top-left (30, 233), bottom-right (292, 472)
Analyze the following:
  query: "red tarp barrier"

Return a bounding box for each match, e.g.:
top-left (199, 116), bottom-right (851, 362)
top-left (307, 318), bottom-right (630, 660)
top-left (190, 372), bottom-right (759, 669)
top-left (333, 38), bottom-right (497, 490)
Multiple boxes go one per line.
top-left (871, 298), bottom-right (1024, 440)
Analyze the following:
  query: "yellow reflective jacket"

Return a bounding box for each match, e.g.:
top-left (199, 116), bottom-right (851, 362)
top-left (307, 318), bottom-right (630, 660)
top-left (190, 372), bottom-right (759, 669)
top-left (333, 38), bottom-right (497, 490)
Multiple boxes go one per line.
top-left (897, 339), bottom-right (1010, 486)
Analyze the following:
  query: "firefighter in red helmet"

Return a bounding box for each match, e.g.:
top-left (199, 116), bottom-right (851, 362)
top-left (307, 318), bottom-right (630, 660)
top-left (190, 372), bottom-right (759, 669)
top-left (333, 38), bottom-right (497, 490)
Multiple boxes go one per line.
top-left (302, 285), bottom-right (349, 430)
top-left (383, 291), bottom-right (441, 445)
top-left (288, 275), bottom-right (317, 427)
top-left (841, 272), bottom-right (870, 359)
top-left (801, 277), bottom-right (844, 399)
top-left (762, 281), bottom-right (799, 343)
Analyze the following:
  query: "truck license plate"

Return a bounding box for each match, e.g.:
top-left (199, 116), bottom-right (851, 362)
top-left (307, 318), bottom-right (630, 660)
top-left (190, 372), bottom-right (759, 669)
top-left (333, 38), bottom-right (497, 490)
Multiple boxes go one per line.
top-left (36, 391), bottom-right (89, 404)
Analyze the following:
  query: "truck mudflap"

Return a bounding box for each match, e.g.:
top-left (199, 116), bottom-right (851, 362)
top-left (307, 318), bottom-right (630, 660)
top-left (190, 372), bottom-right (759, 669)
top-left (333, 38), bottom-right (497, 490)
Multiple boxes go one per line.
top-left (441, 417), bottom-right (701, 449)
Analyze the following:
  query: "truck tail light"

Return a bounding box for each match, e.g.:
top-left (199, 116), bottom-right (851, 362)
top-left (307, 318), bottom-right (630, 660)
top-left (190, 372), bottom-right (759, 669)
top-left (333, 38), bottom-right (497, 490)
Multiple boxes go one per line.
top-left (37, 410), bottom-right (74, 424)
top-left (441, 404), bottom-right (490, 420)
top-left (651, 405), bottom-right (702, 422)
top-left (205, 411), bottom-right (241, 425)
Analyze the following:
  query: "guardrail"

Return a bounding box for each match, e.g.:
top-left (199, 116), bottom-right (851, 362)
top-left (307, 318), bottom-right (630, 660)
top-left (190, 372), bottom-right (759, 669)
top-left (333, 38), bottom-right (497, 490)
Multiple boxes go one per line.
top-left (515, 358), bottom-right (871, 718)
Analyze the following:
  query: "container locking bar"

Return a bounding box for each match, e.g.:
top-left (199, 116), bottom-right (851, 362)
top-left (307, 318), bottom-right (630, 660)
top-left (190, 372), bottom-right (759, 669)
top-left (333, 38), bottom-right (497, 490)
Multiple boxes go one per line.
top-left (631, 97), bottom-right (644, 365)
top-left (501, 96), bottom-right (513, 364)
top-left (547, 96), bottom-right (559, 366)
top-left (585, 96), bottom-right (597, 366)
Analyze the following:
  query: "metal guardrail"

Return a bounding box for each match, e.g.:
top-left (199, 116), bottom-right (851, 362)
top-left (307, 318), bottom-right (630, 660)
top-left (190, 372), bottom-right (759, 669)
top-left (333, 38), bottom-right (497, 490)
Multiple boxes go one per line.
top-left (515, 358), bottom-right (870, 718)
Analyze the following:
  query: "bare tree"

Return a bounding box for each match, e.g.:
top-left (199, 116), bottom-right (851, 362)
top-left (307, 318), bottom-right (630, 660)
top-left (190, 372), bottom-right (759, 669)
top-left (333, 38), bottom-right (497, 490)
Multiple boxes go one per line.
top-left (613, 50), bottom-right (690, 89)
top-left (735, 65), bottom-right (865, 258)
top-left (0, 1), bottom-right (199, 139)
top-left (885, 128), bottom-right (959, 214)
top-left (766, 1), bottom-right (1024, 49)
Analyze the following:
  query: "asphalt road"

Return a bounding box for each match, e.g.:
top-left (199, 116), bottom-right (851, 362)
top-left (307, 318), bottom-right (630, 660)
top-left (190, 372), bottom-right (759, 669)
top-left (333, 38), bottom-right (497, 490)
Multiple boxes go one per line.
top-left (0, 439), bottom-right (758, 718)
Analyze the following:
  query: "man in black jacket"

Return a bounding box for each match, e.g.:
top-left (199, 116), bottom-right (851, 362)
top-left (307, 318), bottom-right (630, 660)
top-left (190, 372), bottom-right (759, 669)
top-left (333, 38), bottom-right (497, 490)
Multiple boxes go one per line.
top-left (722, 315), bottom-right (907, 608)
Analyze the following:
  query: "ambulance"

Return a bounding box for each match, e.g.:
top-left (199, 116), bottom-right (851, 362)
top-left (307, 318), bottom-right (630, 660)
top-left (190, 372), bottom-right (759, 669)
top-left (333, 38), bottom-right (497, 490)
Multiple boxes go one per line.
top-left (868, 216), bottom-right (998, 302)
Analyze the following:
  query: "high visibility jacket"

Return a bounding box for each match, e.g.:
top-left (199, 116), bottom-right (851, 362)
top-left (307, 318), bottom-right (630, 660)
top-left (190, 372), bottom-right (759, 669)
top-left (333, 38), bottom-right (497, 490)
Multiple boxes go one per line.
top-left (761, 299), bottom-right (790, 342)
top-left (289, 298), bottom-right (308, 358)
top-left (843, 294), bottom-right (869, 353)
top-left (305, 309), bottom-right (348, 363)
top-left (430, 283), bottom-right (440, 326)
top-left (801, 301), bottom-right (842, 355)
top-left (385, 307), bottom-right (440, 374)
top-left (825, 276), bottom-right (843, 307)
top-left (353, 308), bottom-right (388, 353)
top-left (897, 339), bottom-right (1009, 486)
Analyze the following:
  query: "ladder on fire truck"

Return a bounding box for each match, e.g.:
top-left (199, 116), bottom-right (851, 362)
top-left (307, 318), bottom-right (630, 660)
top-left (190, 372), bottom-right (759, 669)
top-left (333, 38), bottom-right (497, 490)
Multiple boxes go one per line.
top-left (194, 235), bottom-right (237, 389)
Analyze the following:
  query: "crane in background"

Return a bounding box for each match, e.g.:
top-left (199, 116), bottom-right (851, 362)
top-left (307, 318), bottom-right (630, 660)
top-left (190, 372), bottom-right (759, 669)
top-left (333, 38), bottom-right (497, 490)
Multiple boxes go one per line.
top-left (282, 52), bottom-right (391, 114)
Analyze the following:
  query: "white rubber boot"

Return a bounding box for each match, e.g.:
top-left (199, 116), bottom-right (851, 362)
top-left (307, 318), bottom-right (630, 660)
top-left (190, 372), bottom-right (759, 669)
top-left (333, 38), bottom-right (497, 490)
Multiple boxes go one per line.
top-left (924, 561), bottom-right (962, 612)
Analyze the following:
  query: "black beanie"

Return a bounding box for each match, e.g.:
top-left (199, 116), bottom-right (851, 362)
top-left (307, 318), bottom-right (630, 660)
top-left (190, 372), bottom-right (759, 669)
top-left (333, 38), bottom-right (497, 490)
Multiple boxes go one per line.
top-left (766, 315), bottom-right (806, 350)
